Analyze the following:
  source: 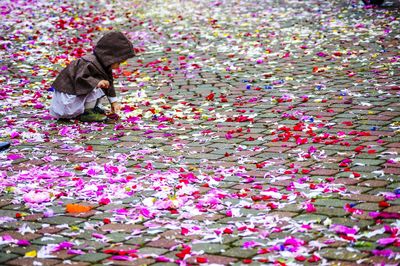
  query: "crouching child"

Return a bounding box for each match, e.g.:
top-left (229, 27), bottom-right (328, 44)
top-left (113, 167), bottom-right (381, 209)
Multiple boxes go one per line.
top-left (50, 31), bottom-right (135, 122)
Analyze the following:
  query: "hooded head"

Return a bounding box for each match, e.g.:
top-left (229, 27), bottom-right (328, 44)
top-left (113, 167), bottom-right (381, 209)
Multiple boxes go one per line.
top-left (94, 31), bottom-right (135, 67)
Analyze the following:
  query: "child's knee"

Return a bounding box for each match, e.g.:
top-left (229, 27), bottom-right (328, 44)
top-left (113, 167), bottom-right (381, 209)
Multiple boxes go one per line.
top-left (84, 100), bottom-right (97, 109)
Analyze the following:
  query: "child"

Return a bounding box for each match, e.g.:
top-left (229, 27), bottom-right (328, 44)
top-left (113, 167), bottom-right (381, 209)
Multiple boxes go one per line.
top-left (50, 31), bottom-right (135, 122)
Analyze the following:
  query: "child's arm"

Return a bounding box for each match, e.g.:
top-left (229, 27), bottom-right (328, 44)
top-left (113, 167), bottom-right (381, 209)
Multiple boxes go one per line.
top-left (97, 80), bottom-right (110, 89)
top-left (111, 102), bottom-right (121, 113)
top-left (97, 80), bottom-right (121, 114)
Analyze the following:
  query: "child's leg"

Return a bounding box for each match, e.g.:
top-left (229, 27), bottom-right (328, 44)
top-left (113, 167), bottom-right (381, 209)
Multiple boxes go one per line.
top-left (92, 96), bottom-right (107, 114)
top-left (84, 89), bottom-right (107, 115)
top-left (84, 98), bottom-right (97, 109)
top-left (50, 88), bottom-right (107, 121)
top-left (78, 89), bottom-right (108, 122)
top-left (49, 91), bottom-right (85, 119)
top-left (84, 88), bottom-right (105, 109)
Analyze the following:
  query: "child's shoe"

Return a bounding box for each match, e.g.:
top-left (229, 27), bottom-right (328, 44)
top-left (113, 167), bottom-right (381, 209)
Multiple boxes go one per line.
top-left (57, 118), bottom-right (71, 123)
top-left (78, 110), bottom-right (107, 122)
top-left (93, 105), bottom-right (106, 114)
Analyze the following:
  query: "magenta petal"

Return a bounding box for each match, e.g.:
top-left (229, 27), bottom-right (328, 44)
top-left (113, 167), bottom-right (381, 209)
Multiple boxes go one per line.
top-left (2, 235), bottom-right (14, 241)
top-left (67, 249), bottom-right (85, 255)
top-left (371, 249), bottom-right (393, 257)
top-left (155, 256), bottom-right (173, 262)
top-left (369, 212), bottom-right (400, 219)
top-left (377, 238), bottom-right (397, 246)
top-left (34, 103), bottom-right (45, 109)
top-left (58, 241), bottom-right (74, 249)
top-left (284, 237), bottom-right (305, 247)
top-left (305, 203), bottom-right (317, 213)
top-left (330, 224), bottom-right (358, 235)
top-left (243, 240), bottom-right (261, 249)
top-left (140, 207), bottom-right (152, 218)
top-left (110, 255), bottom-right (132, 261)
top-left (7, 154), bottom-right (23, 160)
top-left (17, 239), bottom-right (30, 246)
top-left (92, 233), bottom-right (106, 239)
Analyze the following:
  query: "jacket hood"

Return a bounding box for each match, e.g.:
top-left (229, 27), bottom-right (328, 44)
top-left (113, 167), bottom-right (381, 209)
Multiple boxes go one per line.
top-left (94, 31), bottom-right (135, 67)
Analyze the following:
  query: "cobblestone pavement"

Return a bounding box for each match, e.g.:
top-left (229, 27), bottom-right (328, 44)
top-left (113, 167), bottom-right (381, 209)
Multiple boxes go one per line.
top-left (0, 0), bottom-right (400, 265)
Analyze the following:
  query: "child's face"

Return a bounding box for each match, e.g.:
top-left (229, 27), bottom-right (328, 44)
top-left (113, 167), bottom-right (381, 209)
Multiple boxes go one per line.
top-left (111, 62), bottom-right (120, 69)
top-left (111, 61), bottom-right (126, 69)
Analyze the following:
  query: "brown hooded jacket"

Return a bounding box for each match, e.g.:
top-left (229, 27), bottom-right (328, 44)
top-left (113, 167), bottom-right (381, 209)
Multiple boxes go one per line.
top-left (51, 31), bottom-right (135, 97)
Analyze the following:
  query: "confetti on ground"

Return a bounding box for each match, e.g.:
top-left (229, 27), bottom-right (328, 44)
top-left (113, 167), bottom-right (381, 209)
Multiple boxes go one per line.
top-left (0, 0), bottom-right (399, 265)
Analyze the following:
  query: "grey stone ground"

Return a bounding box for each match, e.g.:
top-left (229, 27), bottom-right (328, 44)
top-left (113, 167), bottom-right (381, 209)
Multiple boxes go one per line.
top-left (0, 0), bottom-right (399, 265)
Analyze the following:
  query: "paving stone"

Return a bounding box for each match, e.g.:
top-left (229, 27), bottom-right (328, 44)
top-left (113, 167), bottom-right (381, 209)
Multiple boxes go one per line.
top-left (1, 1), bottom-right (400, 265)
top-left (74, 240), bottom-right (109, 251)
top-left (84, 139), bottom-right (115, 146)
top-left (147, 238), bottom-right (180, 249)
top-left (31, 235), bottom-right (69, 245)
top-left (360, 256), bottom-right (400, 265)
top-left (383, 205), bottom-right (400, 213)
top-left (0, 199), bottom-right (11, 208)
top-left (60, 228), bottom-right (97, 240)
top-left (101, 258), bottom-right (155, 266)
top-left (353, 159), bottom-right (385, 166)
top-left (314, 198), bottom-right (352, 208)
top-left (0, 230), bottom-right (41, 241)
top-left (342, 194), bottom-right (385, 202)
top-left (99, 223), bottom-right (144, 232)
top-left (358, 180), bottom-right (388, 187)
top-left (42, 216), bottom-right (86, 225)
top-left (278, 204), bottom-right (302, 212)
top-left (231, 260), bottom-right (264, 266)
top-left (1, 221), bottom-right (41, 230)
top-left (293, 214), bottom-right (327, 223)
top-left (268, 211), bottom-right (298, 218)
top-left (50, 250), bottom-right (76, 260)
top-left (315, 207), bottom-right (347, 217)
top-left (124, 236), bottom-right (151, 246)
top-left (2, 245), bottom-right (43, 256)
top-left (221, 235), bottom-right (241, 245)
top-left (185, 153), bottom-right (224, 160)
top-left (106, 232), bottom-right (131, 243)
top-left (352, 166), bottom-right (384, 174)
top-left (354, 202), bottom-right (382, 211)
top-left (191, 243), bottom-right (229, 254)
top-left (72, 253), bottom-right (111, 263)
top-left (221, 247), bottom-right (257, 258)
top-left (191, 214), bottom-right (225, 221)
top-left (55, 262), bottom-right (90, 266)
top-left (137, 247), bottom-right (168, 256)
top-left (232, 238), bottom-right (270, 247)
top-left (328, 261), bottom-right (364, 266)
top-left (319, 248), bottom-right (369, 261)
top-left (343, 185), bottom-right (372, 193)
top-left (333, 178), bottom-right (361, 185)
top-left (0, 253), bottom-right (18, 264)
top-left (6, 258), bottom-right (61, 266)
top-left (309, 169), bottom-right (339, 176)
top-left (315, 237), bottom-right (349, 248)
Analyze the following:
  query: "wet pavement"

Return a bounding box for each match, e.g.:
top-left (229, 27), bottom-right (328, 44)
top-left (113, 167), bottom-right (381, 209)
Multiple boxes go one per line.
top-left (0, 0), bottom-right (399, 265)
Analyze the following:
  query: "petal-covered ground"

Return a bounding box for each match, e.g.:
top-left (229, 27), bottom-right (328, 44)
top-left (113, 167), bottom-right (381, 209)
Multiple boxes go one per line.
top-left (0, 0), bottom-right (400, 265)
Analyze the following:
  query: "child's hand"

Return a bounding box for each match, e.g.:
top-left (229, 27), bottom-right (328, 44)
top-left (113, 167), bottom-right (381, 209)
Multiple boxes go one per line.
top-left (97, 80), bottom-right (110, 89)
top-left (111, 102), bottom-right (121, 114)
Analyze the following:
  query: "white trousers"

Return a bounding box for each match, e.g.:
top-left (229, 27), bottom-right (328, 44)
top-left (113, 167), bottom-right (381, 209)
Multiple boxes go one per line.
top-left (49, 88), bottom-right (105, 119)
